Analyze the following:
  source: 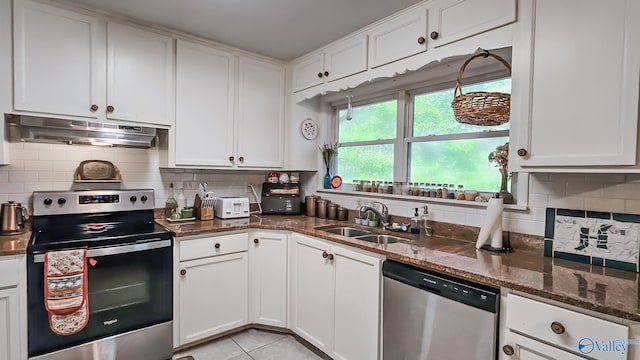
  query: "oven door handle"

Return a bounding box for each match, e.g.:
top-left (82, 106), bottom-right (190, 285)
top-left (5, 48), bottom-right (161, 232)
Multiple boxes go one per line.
top-left (33, 239), bottom-right (172, 263)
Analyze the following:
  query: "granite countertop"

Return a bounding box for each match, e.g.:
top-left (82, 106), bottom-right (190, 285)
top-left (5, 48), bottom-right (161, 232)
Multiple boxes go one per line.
top-left (158, 214), bottom-right (640, 322)
top-left (0, 228), bottom-right (30, 256)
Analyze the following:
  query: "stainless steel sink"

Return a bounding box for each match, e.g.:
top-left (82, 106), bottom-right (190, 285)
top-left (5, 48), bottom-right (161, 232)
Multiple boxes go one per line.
top-left (355, 234), bottom-right (406, 244)
top-left (316, 226), bottom-right (372, 237)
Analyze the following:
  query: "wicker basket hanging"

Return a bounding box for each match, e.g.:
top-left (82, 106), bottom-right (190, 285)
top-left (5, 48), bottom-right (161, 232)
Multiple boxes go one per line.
top-left (451, 52), bottom-right (511, 126)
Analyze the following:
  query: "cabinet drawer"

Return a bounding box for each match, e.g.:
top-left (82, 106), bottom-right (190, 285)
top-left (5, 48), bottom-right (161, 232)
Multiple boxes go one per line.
top-left (180, 233), bottom-right (248, 261)
top-left (506, 294), bottom-right (628, 360)
top-left (0, 258), bottom-right (19, 288)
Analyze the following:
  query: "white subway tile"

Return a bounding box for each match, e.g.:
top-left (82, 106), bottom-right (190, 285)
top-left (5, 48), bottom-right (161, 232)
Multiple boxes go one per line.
top-left (529, 193), bottom-right (549, 207)
top-left (9, 142), bottom-right (23, 151)
top-left (9, 171), bottom-right (38, 183)
top-left (504, 218), bottom-right (544, 236)
top-left (585, 174), bottom-right (626, 183)
top-left (584, 197), bottom-right (625, 213)
top-left (603, 183), bottom-right (640, 200)
top-left (39, 171), bottom-right (73, 182)
top-left (39, 150), bottom-right (67, 161)
top-left (3, 160), bottom-right (24, 171)
top-left (2, 183), bottom-right (24, 193)
top-left (11, 150), bottom-right (39, 160)
top-left (24, 160), bottom-right (54, 171)
top-left (565, 182), bottom-right (604, 198)
top-left (624, 200), bottom-right (640, 215)
top-left (23, 143), bottom-right (53, 151)
top-left (0, 171), bottom-right (7, 182)
top-left (548, 195), bottom-right (584, 209)
top-left (548, 173), bottom-right (586, 182)
top-left (66, 151), bottom-right (92, 161)
top-left (531, 180), bottom-right (566, 196)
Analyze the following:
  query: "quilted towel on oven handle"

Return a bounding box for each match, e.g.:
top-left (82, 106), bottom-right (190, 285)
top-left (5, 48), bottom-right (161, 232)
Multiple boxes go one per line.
top-left (44, 248), bottom-right (89, 335)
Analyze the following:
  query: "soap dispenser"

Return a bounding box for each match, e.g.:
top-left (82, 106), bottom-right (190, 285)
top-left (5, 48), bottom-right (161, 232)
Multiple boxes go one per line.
top-left (420, 205), bottom-right (432, 238)
top-left (410, 208), bottom-right (420, 234)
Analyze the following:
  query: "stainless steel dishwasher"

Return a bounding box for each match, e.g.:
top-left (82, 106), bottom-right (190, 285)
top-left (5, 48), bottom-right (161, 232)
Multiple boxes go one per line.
top-left (383, 260), bottom-right (499, 360)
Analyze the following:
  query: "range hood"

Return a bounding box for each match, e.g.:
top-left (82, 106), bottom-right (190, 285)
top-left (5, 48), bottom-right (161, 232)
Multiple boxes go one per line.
top-left (9, 115), bottom-right (157, 148)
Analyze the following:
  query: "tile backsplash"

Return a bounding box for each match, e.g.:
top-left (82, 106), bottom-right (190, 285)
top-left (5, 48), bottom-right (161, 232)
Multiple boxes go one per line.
top-left (3, 139), bottom-right (640, 238)
top-left (545, 208), bottom-right (640, 272)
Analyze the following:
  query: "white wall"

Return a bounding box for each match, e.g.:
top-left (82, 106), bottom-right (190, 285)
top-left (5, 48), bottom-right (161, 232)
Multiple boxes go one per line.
top-left (0, 141), bottom-right (267, 211)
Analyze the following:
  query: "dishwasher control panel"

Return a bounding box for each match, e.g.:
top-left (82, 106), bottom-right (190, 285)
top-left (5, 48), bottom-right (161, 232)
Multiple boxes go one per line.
top-left (382, 259), bottom-right (498, 313)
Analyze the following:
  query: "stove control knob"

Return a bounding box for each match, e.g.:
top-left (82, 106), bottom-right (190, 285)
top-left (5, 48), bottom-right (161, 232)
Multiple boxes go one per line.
top-left (44, 198), bottom-right (53, 206)
top-left (140, 195), bottom-right (148, 202)
top-left (130, 196), bottom-right (137, 203)
top-left (57, 198), bottom-right (66, 205)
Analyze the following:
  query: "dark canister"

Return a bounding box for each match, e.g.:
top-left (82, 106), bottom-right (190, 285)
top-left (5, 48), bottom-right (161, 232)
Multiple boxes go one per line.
top-left (305, 195), bottom-right (317, 217)
top-left (337, 206), bottom-right (348, 221)
top-left (316, 199), bottom-right (327, 219)
top-left (327, 203), bottom-right (337, 220)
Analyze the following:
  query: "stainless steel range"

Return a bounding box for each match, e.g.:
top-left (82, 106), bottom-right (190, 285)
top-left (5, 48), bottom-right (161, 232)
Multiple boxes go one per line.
top-left (27, 189), bottom-right (173, 360)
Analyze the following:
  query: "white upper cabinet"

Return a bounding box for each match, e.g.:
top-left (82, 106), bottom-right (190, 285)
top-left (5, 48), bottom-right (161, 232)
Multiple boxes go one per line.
top-left (175, 39), bottom-right (235, 167)
top-left (510, 0), bottom-right (640, 169)
top-left (236, 56), bottom-right (285, 168)
top-left (13, 0), bottom-right (102, 118)
top-left (107, 22), bottom-right (174, 126)
top-left (367, 5), bottom-right (428, 68)
top-left (292, 34), bottom-right (368, 92)
top-left (428, 0), bottom-right (516, 48)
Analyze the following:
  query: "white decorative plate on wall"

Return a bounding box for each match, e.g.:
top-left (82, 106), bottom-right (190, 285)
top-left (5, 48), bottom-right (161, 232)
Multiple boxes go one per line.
top-left (301, 118), bottom-right (318, 140)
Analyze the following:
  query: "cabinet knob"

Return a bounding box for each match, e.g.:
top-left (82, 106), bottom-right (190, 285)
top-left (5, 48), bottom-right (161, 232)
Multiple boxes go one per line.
top-left (215, 243), bottom-right (221, 249)
top-left (106, 105), bottom-right (114, 113)
top-left (317, 72), bottom-right (323, 78)
top-left (253, 238), bottom-right (259, 244)
top-left (229, 156), bottom-right (235, 162)
top-left (180, 269), bottom-right (187, 276)
top-left (90, 104), bottom-right (99, 112)
top-left (324, 71), bottom-right (329, 77)
top-left (322, 251), bottom-right (329, 259)
top-left (502, 345), bottom-right (514, 356)
top-left (327, 253), bottom-right (334, 261)
top-left (517, 148), bottom-right (528, 157)
top-left (417, 36), bottom-right (426, 44)
top-left (430, 31), bottom-right (439, 40)
top-left (550, 321), bottom-right (565, 334)
top-left (239, 156), bottom-right (244, 162)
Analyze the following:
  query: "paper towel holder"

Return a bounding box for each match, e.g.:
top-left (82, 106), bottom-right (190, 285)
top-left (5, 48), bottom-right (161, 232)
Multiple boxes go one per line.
top-left (481, 231), bottom-right (512, 253)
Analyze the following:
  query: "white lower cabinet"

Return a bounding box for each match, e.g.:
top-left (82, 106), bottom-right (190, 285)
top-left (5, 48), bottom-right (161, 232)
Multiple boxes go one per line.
top-left (177, 233), bottom-right (249, 345)
top-left (500, 292), bottom-right (637, 360)
top-left (289, 233), bottom-right (382, 360)
top-left (0, 256), bottom-right (24, 360)
top-left (249, 231), bottom-right (288, 327)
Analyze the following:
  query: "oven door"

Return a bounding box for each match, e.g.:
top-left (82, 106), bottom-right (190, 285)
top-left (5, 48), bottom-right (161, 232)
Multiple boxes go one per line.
top-left (27, 238), bottom-right (173, 358)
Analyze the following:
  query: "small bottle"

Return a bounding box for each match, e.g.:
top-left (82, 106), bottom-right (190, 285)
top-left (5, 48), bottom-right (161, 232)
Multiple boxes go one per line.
top-left (164, 183), bottom-right (178, 218)
top-left (429, 183), bottom-right (436, 197)
top-left (442, 184), bottom-right (449, 199)
top-left (456, 185), bottom-right (466, 200)
top-left (420, 205), bottom-right (432, 238)
top-left (410, 208), bottom-right (420, 235)
top-left (177, 187), bottom-right (187, 211)
top-left (436, 183), bottom-right (443, 198)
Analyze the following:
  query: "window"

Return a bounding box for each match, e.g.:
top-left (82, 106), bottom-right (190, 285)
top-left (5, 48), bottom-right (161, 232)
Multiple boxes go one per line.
top-left (335, 77), bottom-right (511, 193)
top-left (336, 98), bottom-right (397, 182)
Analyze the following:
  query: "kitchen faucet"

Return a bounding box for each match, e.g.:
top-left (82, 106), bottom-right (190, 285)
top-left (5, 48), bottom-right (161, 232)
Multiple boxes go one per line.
top-left (358, 201), bottom-right (389, 227)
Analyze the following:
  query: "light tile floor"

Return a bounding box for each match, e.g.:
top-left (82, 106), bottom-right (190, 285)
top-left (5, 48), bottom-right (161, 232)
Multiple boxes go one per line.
top-left (173, 329), bottom-right (330, 360)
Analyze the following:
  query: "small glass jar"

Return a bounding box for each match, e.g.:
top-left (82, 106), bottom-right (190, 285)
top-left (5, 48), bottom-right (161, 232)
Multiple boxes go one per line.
top-left (371, 180), bottom-right (379, 193)
top-left (447, 184), bottom-right (456, 199)
top-left (393, 181), bottom-right (402, 195)
top-left (353, 180), bottom-right (361, 191)
top-left (378, 181), bottom-right (386, 193)
top-left (386, 181), bottom-right (393, 194)
top-left (456, 184), bottom-right (466, 200)
top-left (411, 182), bottom-right (420, 196)
top-left (363, 180), bottom-right (372, 192)
top-left (429, 183), bottom-right (436, 197)
top-left (401, 182), bottom-right (410, 195)
top-left (436, 183), bottom-right (443, 198)
top-left (441, 184), bottom-right (449, 199)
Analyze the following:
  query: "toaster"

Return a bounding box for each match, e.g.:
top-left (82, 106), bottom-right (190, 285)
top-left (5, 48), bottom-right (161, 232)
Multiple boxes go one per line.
top-left (261, 182), bottom-right (301, 215)
top-left (214, 197), bottom-right (250, 219)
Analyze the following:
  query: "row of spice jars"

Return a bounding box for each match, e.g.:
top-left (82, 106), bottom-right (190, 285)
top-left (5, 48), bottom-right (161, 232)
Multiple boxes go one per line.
top-left (352, 180), bottom-right (470, 200)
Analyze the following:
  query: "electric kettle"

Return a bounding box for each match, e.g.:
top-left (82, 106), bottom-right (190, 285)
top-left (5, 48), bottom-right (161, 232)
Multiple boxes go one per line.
top-left (1, 201), bottom-right (29, 234)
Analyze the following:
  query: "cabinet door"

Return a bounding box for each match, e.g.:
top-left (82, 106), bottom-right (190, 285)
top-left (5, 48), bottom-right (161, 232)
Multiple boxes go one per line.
top-left (325, 35), bottom-right (368, 83)
top-left (511, 0), bottom-right (640, 168)
top-left (289, 233), bottom-right (334, 353)
top-left (107, 22), bottom-right (174, 126)
top-left (236, 57), bottom-right (285, 168)
top-left (249, 231), bottom-right (287, 327)
top-left (0, 287), bottom-right (21, 360)
top-left (368, 5), bottom-right (428, 68)
top-left (429, 0), bottom-right (516, 48)
top-left (178, 252), bottom-right (248, 345)
top-left (175, 40), bottom-right (235, 166)
top-left (292, 53), bottom-right (325, 92)
top-left (501, 331), bottom-right (587, 360)
top-left (331, 246), bottom-right (381, 360)
top-left (14, 0), bottom-right (102, 118)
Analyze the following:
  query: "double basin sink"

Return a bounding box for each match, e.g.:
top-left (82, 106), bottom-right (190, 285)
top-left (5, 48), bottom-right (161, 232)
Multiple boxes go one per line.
top-left (315, 225), bottom-right (408, 244)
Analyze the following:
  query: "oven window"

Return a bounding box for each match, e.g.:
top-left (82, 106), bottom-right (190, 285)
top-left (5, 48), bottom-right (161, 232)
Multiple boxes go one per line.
top-left (90, 264), bottom-right (150, 313)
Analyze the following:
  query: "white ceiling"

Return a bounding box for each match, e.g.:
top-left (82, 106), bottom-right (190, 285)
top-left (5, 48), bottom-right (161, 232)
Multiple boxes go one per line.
top-left (57, 0), bottom-right (423, 61)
